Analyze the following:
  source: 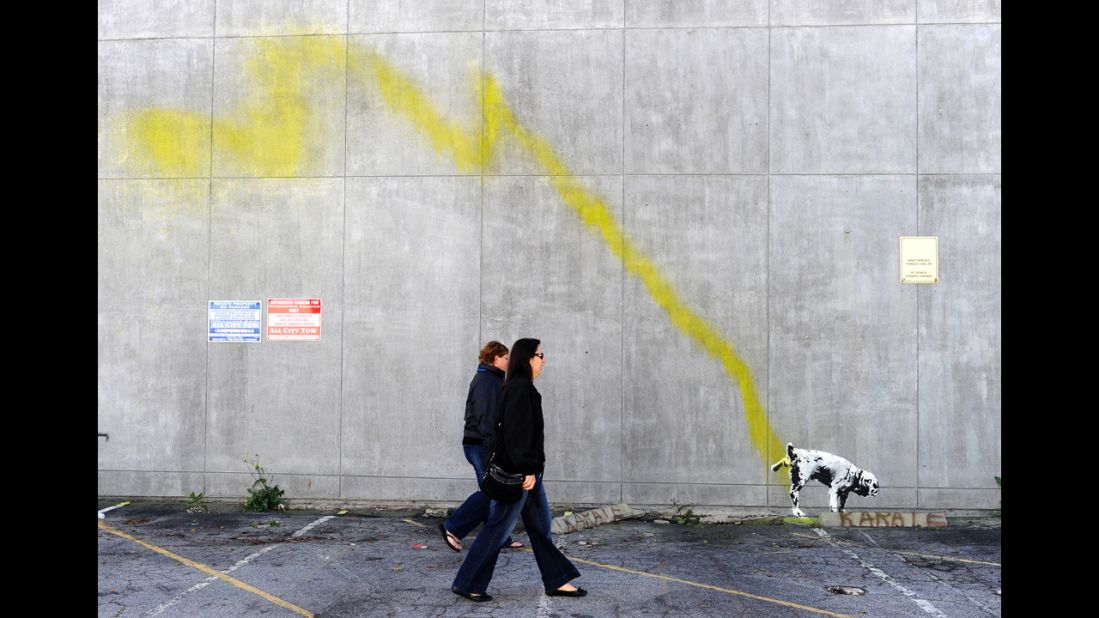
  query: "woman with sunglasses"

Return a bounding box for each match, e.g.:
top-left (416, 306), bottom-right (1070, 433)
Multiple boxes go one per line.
top-left (450, 338), bottom-right (586, 602)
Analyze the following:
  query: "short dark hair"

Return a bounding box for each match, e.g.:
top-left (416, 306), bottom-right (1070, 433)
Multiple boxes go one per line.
top-left (478, 340), bottom-right (509, 365)
top-left (504, 338), bottom-right (541, 386)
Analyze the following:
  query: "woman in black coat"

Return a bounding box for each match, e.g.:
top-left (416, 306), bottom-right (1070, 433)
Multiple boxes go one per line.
top-left (450, 338), bottom-right (586, 602)
top-left (438, 340), bottom-right (521, 551)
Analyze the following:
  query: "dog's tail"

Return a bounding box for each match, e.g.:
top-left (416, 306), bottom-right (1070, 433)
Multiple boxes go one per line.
top-left (770, 443), bottom-right (796, 472)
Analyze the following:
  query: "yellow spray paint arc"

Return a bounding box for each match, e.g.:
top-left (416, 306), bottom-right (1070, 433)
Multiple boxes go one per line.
top-left (364, 54), bottom-right (785, 469)
top-left (125, 36), bottom-right (346, 177)
top-left (120, 38), bottom-right (786, 469)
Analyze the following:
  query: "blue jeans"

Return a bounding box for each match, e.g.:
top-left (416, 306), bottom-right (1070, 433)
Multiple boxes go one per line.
top-left (452, 475), bottom-right (580, 594)
top-left (444, 445), bottom-right (513, 545)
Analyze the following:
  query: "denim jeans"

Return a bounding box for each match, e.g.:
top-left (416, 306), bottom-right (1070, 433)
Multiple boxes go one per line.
top-left (444, 445), bottom-right (513, 545)
top-left (451, 475), bottom-right (580, 595)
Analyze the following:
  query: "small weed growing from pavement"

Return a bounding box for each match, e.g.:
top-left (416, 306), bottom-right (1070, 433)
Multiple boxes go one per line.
top-left (250, 519), bottom-right (283, 528)
top-left (185, 491), bottom-right (207, 513)
top-left (670, 500), bottom-right (700, 525)
top-left (242, 453), bottom-right (286, 512)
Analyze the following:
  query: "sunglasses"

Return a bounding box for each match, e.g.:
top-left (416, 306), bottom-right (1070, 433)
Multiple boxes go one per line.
top-left (533, 352), bottom-right (545, 359)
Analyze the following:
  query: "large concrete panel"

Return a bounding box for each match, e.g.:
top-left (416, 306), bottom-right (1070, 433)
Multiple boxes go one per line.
top-left (624, 0), bottom-right (766, 27)
top-left (481, 176), bottom-right (623, 492)
top-left (917, 176), bottom-right (1000, 489)
top-left (771, 0), bottom-right (915, 25)
top-left (918, 0), bottom-right (1001, 23)
top-left (486, 0), bottom-right (624, 30)
top-left (769, 176), bottom-right (918, 490)
top-left (771, 27), bottom-right (916, 174)
top-left (98, 471), bottom-right (207, 498)
top-left (484, 30), bottom-right (622, 175)
top-left (350, 0), bottom-right (484, 33)
top-left (216, 0), bottom-right (347, 37)
top-left (625, 29), bottom-right (768, 174)
top-left (341, 177), bottom-right (481, 483)
top-left (98, 180), bottom-right (209, 476)
top-left (98, 307), bottom-right (207, 472)
top-left (98, 180), bottom-right (211, 308)
top-left (98, 40), bottom-right (213, 178)
top-left (918, 25), bottom-right (1001, 173)
top-left (347, 33), bottom-right (482, 176)
top-left (212, 36), bottom-right (347, 178)
top-left (98, 0), bottom-right (214, 39)
top-left (205, 179), bottom-right (344, 477)
top-left (622, 176), bottom-right (768, 487)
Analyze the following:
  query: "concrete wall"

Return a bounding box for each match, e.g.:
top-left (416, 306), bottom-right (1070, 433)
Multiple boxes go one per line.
top-left (98, 1), bottom-right (1001, 511)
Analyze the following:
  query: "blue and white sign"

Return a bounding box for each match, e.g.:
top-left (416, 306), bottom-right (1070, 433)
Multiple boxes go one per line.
top-left (208, 300), bottom-right (262, 342)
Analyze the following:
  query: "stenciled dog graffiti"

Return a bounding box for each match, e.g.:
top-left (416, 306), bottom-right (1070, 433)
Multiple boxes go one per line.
top-left (771, 442), bottom-right (879, 516)
top-left (110, 36), bottom-right (787, 469)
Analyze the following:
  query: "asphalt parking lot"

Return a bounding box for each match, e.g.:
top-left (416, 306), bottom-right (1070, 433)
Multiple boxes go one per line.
top-left (98, 501), bottom-right (1001, 617)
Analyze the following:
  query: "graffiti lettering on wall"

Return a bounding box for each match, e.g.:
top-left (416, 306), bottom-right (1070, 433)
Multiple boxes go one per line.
top-left (114, 37), bottom-right (786, 468)
top-left (820, 512), bottom-right (947, 528)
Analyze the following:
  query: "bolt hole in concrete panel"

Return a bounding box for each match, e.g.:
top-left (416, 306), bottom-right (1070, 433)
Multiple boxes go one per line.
top-left (899, 236), bottom-right (938, 284)
top-left (826, 586), bottom-right (866, 596)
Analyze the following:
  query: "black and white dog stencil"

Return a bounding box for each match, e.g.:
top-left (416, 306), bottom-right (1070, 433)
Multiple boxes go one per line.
top-left (771, 442), bottom-right (879, 517)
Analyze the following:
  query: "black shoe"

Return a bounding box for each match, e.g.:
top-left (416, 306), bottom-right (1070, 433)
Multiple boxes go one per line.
top-left (545, 586), bottom-right (587, 597)
top-left (452, 586), bottom-right (492, 602)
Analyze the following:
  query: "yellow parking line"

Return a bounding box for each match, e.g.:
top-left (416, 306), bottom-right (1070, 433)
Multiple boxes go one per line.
top-left (98, 521), bottom-right (313, 617)
top-left (525, 549), bottom-right (852, 617)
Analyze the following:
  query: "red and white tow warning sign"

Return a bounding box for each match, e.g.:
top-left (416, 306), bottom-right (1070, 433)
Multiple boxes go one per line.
top-left (267, 298), bottom-right (322, 341)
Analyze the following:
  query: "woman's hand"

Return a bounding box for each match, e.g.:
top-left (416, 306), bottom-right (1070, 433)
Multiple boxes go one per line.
top-left (522, 475), bottom-right (536, 490)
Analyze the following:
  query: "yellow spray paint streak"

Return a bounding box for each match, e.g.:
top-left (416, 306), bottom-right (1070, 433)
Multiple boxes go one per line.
top-left (216, 36), bottom-right (346, 176)
top-left (126, 109), bottom-right (209, 177)
top-left (118, 39), bottom-right (785, 468)
top-left (125, 36), bottom-right (346, 177)
top-left (362, 50), bottom-right (483, 172)
top-left (361, 53), bottom-right (784, 467)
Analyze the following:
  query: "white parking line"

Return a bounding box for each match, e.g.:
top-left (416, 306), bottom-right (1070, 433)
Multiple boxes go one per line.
top-left (814, 528), bottom-right (948, 617)
top-left (144, 515), bottom-right (336, 617)
top-left (98, 502), bottom-right (130, 519)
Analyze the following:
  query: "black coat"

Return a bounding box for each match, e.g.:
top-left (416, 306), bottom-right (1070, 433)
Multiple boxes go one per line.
top-left (496, 376), bottom-right (545, 475)
top-left (463, 363), bottom-right (505, 446)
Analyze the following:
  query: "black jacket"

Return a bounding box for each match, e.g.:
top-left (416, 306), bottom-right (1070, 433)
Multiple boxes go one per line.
top-left (463, 363), bottom-right (505, 446)
top-left (496, 376), bottom-right (545, 475)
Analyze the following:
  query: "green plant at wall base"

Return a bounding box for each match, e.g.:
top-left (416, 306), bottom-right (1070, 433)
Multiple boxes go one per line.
top-left (242, 454), bottom-right (286, 512)
top-left (186, 491), bottom-right (207, 513)
top-left (670, 500), bottom-right (700, 525)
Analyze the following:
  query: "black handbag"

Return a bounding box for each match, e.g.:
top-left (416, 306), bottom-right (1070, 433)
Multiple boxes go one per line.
top-left (481, 452), bottom-right (524, 503)
top-left (480, 406), bottom-right (525, 503)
